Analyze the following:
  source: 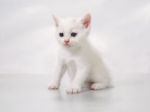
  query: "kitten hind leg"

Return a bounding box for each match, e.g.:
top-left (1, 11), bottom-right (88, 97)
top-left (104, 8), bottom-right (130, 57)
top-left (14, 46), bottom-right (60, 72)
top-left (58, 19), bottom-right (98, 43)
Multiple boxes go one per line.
top-left (90, 70), bottom-right (111, 90)
top-left (90, 82), bottom-right (109, 90)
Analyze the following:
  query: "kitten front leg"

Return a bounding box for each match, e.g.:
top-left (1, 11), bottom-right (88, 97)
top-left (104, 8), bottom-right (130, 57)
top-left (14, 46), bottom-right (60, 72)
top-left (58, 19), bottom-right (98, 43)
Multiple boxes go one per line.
top-left (48, 60), bottom-right (66, 90)
top-left (66, 65), bottom-right (89, 94)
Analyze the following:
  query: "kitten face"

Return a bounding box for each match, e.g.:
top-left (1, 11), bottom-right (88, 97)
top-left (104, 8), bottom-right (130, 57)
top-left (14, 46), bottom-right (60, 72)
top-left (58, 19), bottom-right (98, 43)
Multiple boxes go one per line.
top-left (53, 14), bottom-right (91, 48)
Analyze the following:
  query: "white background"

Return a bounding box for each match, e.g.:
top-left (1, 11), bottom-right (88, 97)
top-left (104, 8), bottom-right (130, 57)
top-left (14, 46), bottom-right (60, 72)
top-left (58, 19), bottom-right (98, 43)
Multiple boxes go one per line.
top-left (0, 0), bottom-right (150, 75)
top-left (0, 1), bottom-right (150, 112)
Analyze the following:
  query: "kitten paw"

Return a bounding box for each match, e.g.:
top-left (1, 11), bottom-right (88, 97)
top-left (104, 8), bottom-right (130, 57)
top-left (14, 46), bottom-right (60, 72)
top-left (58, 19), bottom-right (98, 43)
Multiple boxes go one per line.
top-left (66, 86), bottom-right (81, 94)
top-left (90, 83), bottom-right (107, 90)
top-left (48, 82), bottom-right (59, 90)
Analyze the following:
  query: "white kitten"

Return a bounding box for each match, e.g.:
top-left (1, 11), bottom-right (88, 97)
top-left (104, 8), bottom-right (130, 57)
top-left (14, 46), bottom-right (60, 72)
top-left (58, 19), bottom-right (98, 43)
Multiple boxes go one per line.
top-left (48, 13), bottom-right (111, 94)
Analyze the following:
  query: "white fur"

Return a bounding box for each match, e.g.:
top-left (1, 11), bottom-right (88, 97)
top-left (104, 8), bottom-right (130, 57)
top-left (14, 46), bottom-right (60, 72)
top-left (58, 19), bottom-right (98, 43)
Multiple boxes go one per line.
top-left (48, 14), bottom-right (111, 94)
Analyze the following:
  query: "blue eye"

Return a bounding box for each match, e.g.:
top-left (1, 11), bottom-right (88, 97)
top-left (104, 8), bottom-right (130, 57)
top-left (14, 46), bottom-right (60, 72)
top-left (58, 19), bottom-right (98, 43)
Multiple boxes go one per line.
top-left (71, 32), bottom-right (77, 37)
top-left (59, 33), bottom-right (64, 37)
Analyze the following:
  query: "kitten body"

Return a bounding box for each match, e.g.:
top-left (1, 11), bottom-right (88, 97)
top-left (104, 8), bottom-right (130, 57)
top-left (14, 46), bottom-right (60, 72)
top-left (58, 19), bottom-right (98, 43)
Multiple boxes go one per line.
top-left (48, 14), bottom-right (111, 94)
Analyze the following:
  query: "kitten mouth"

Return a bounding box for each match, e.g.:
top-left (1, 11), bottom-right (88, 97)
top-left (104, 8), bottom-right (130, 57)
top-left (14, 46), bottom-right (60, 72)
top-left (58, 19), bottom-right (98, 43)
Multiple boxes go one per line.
top-left (64, 43), bottom-right (71, 47)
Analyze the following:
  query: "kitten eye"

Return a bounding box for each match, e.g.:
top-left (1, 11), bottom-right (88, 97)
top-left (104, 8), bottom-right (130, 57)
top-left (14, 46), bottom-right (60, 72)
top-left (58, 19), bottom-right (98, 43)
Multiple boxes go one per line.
top-left (71, 32), bottom-right (77, 37)
top-left (59, 33), bottom-right (64, 37)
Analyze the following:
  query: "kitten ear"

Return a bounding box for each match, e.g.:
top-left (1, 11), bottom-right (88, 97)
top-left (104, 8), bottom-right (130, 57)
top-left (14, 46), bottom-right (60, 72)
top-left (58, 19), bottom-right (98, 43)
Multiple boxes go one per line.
top-left (52, 15), bottom-right (59, 27)
top-left (82, 13), bottom-right (91, 28)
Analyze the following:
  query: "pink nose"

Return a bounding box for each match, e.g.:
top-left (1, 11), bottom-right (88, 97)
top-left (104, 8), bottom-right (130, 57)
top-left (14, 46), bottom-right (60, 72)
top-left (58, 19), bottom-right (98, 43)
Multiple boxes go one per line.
top-left (64, 39), bottom-right (70, 44)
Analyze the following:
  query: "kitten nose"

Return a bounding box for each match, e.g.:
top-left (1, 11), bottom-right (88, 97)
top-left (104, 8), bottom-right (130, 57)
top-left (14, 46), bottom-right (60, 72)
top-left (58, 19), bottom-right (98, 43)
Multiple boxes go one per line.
top-left (64, 39), bottom-right (70, 44)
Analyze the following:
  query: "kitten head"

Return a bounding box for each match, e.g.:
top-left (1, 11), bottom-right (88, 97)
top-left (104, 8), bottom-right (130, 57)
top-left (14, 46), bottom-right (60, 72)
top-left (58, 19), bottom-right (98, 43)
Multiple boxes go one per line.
top-left (53, 13), bottom-right (91, 49)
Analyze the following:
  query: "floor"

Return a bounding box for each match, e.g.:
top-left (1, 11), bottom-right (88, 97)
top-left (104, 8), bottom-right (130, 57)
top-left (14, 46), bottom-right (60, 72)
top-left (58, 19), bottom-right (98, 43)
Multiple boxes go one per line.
top-left (0, 74), bottom-right (150, 112)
